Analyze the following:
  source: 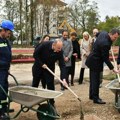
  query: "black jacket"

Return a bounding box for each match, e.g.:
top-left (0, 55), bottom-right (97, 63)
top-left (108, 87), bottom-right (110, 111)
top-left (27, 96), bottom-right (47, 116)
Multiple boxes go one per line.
top-left (85, 31), bottom-right (114, 72)
top-left (33, 41), bottom-right (66, 79)
top-left (117, 47), bottom-right (120, 65)
top-left (0, 37), bottom-right (12, 70)
top-left (72, 40), bottom-right (80, 59)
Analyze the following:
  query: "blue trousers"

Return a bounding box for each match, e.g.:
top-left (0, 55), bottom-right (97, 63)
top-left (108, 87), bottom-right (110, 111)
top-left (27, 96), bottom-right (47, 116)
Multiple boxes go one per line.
top-left (0, 70), bottom-right (8, 114)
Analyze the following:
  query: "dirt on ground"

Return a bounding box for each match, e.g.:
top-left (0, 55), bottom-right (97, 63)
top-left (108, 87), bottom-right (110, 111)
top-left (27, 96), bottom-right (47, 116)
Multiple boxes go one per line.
top-left (8, 63), bottom-right (120, 120)
top-left (9, 80), bottom-right (120, 120)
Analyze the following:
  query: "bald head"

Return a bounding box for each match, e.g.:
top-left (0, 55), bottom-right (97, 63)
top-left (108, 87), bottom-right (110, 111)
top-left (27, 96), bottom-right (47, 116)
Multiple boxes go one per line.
top-left (93, 28), bottom-right (99, 37)
top-left (52, 39), bottom-right (63, 52)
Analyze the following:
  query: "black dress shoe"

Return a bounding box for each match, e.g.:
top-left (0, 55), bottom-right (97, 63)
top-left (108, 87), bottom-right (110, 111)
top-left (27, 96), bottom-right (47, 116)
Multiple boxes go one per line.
top-left (89, 97), bottom-right (93, 100)
top-left (78, 82), bottom-right (82, 85)
top-left (61, 87), bottom-right (65, 91)
top-left (93, 99), bottom-right (106, 104)
top-left (71, 83), bottom-right (74, 86)
top-left (89, 97), bottom-right (102, 100)
top-left (98, 98), bottom-right (102, 101)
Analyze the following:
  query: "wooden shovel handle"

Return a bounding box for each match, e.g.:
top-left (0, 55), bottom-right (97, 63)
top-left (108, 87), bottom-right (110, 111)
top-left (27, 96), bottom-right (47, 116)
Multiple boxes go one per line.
top-left (45, 66), bottom-right (81, 101)
top-left (111, 47), bottom-right (120, 83)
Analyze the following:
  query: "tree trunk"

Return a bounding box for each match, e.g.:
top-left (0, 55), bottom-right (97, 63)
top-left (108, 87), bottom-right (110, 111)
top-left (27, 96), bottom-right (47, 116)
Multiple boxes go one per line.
top-left (25, 0), bottom-right (29, 45)
top-left (19, 0), bottom-right (23, 45)
top-left (30, 0), bottom-right (34, 44)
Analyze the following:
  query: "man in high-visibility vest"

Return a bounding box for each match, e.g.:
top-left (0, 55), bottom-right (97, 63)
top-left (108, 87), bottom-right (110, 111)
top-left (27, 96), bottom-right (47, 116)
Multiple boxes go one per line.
top-left (0, 20), bottom-right (14, 120)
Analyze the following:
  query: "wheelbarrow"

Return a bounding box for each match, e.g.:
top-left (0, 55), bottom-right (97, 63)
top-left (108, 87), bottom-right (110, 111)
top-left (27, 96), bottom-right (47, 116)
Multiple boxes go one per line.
top-left (105, 47), bottom-right (120, 113)
top-left (1, 72), bottom-right (102, 120)
top-left (106, 79), bottom-right (120, 113)
top-left (0, 74), bottom-right (63, 120)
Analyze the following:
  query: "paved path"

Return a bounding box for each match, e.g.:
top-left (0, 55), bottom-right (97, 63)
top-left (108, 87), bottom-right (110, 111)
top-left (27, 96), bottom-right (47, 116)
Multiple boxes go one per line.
top-left (9, 61), bottom-right (110, 85)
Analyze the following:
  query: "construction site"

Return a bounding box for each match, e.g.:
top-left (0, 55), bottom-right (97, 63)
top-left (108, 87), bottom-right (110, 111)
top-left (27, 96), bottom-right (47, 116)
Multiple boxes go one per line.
top-left (0, 0), bottom-right (120, 120)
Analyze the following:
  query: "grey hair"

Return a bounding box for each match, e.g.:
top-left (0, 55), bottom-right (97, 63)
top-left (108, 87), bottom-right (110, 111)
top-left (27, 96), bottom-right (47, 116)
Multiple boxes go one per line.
top-left (53, 38), bottom-right (62, 44)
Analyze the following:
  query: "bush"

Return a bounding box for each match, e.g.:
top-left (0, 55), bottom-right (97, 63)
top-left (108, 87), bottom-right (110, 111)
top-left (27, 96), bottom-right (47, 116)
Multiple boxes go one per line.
top-left (12, 54), bottom-right (33, 59)
top-left (113, 37), bottom-right (120, 46)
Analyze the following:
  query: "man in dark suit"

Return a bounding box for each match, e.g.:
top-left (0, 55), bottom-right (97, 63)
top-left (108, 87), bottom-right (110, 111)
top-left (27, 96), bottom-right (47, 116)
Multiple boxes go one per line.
top-left (32, 39), bottom-right (67, 106)
top-left (86, 29), bottom-right (120, 104)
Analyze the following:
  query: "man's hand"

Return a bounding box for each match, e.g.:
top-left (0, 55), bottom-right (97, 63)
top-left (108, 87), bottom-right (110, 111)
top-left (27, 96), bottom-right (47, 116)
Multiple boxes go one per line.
top-left (73, 53), bottom-right (77, 56)
top-left (73, 53), bottom-right (78, 58)
top-left (64, 57), bottom-right (69, 62)
top-left (112, 69), bottom-right (120, 73)
top-left (62, 79), bottom-right (68, 87)
top-left (42, 64), bottom-right (47, 69)
top-left (117, 64), bottom-right (120, 70)
top-left (85, 53), bottom-right (89, 57)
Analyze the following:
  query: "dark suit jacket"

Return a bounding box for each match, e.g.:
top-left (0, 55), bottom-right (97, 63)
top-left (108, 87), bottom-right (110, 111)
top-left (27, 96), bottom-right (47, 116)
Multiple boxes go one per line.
top-left (117, 47), bottom-right (120, 65)
top-left (85, 31), bottom-right (114, 72)
top-left (33, 41), bottom-right (66, 79)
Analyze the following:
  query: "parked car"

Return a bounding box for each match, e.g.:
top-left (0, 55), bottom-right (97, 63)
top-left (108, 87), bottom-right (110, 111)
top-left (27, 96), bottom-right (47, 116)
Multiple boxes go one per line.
top-left (33, 35), bottom-right (42, 47)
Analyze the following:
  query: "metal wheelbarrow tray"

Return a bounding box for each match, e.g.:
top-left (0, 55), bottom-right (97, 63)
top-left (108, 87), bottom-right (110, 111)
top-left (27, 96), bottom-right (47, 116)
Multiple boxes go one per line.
top-left (106, 79), bottom-right (120, 112)
top-left (9, 86), bottom-right (63, 107)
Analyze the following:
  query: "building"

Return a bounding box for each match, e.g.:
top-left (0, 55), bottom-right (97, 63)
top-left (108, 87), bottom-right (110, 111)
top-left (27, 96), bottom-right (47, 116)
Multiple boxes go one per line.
top-left (36, 0), bottom-right (67, 36)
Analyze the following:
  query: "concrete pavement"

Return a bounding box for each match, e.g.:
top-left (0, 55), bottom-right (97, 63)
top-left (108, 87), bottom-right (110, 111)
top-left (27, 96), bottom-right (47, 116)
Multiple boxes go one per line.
top-left (9, 61), bottom-right (110, 85)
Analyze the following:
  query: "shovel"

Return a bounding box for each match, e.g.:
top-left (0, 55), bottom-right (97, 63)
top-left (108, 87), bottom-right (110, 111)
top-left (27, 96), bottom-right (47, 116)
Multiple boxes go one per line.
top-left (45, 66), bottom-right (84, 120)
top-left (111, 47), bottom-right (120, 83)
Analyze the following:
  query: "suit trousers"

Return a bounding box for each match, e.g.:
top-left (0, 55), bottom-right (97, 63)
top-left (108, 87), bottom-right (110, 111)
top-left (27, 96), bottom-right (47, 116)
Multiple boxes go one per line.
top-left (89, 70), bottom-right (100, 101)
top-left (78, 68), bottom-right (85, 84)
top-left (32, 66), bottom-right (55, 105)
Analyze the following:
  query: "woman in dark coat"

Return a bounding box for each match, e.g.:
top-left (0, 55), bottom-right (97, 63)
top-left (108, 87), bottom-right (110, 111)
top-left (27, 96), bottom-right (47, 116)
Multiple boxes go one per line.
top-left (69, 32), bottom-right (80, 85)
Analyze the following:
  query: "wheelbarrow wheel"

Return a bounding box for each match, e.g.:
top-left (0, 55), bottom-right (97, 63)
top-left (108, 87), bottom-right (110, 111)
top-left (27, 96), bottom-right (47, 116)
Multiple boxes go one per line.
top-left (37, 103), bottom-right (58, 120)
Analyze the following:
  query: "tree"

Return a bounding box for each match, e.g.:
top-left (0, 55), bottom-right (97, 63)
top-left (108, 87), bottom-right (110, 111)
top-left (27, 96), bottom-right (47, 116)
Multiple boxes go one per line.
top-left (85, 1), bottom-right (100, 33)
top-left (25, 0), bottom-right (29, 45)
top-left (97, 16), bottom-right (120, 32)
top-left (97, 16), bottom-right (120, 46)
top-left (19, 0), bottom-right (23, 45)
top-left (4, 0), bottom-right (19, 21)
top-left (1, 0), bottom-right (68, 46)
top-left (67, 0), bottom-right (100, 34)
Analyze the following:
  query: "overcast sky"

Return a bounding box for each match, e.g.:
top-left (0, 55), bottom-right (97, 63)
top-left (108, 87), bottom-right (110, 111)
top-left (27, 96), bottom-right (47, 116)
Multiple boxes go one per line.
top-left (64, 0), bottom-right (120, 21)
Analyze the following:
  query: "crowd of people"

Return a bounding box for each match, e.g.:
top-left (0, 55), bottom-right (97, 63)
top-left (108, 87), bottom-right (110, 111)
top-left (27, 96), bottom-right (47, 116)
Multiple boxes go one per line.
top-left (0, 19), bottom-right (120, 120)
top-left (32, 28), bottom-right (120, 106)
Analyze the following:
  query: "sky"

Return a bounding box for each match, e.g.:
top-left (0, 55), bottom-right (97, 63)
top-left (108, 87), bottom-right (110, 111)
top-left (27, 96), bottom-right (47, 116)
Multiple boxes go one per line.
top-left (64, 0), bottom-right (120, 21)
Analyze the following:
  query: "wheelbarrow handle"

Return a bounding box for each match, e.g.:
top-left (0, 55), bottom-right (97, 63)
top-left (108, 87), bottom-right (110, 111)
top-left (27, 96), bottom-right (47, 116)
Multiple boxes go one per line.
top-left (111, 47), bottom-right (120, 83)
top-left (45, 66), bottom-right (81, 102)
top-left (9, 73), bottom-right (19, 86)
